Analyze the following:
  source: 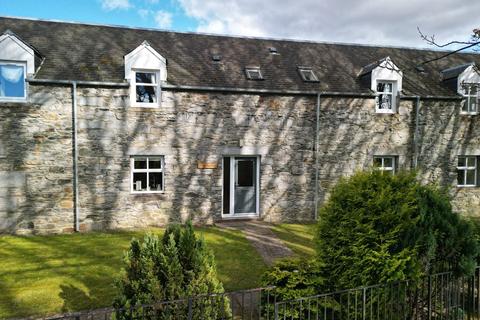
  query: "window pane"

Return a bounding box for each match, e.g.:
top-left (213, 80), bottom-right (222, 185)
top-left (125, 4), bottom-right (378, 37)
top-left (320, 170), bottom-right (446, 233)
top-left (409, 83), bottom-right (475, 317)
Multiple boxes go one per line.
top-left (237, 160), bottom-right (254, 187)
top-left (247, 69), bottom-right (262, 80)
top-left (385, 83), bottom-right (393, 92)
top-left (378, 94), bottom-right (392, 109)
top-left (0, 65), bottom-right (25, 98)
top-left (373, 157), bottom-right (383, 167)
top-left (466, 169), bottom-right (476, 185)
top-left (134, 158), bottom-right (147, 169)
top-left (135, 72), bottom-right (156, 84)
top-left (467, 157), bottom-right (476, 167)
top-left (223, 157), bottom-right (231, 214)
top-left (470, 86), bottom-right (477, 96)
top-left (377, 82), bottom-right (385, 93)
top-left (457, 169), bottom-right (465, 185)
top-left (468, 96), bottom-right (477, 112)
top-left (133, 172), bottom-right (147, 191)
top-left (383, 157), bottom-right (393, 168)
top-left (136, 85), bottom-right (157, 103)
top-left (149, 158), bottom-right (162, 169)
top-left (458, 157), bottom-right (466, 167)
top-left (149, 172), bottom-right (163, 191)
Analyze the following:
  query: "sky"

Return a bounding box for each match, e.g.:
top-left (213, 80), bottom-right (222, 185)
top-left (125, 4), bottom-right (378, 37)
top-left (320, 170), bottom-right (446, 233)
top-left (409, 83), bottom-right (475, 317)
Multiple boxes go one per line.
top-left (0, 0), bottom-right (478, 49)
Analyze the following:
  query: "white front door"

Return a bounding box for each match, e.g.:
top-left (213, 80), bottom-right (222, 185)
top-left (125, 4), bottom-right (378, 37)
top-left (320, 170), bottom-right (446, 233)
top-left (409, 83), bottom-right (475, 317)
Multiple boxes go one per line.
top-left (222, 156), bottom-right (259, 217)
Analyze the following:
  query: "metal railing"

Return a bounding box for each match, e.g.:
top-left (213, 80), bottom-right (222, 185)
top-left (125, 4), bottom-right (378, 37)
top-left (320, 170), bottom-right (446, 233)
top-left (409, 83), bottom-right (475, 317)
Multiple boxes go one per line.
top-left (273, 267), bottom-right (480, 320)
top-left (42, 287), bottom-right (276, 320)
top-left (23, 267), bottom-right (480, 320)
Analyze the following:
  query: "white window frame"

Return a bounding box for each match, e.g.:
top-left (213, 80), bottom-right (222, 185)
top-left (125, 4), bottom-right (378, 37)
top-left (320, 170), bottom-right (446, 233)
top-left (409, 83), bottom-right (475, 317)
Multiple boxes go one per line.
top-left (461, 84), bottom-right (479, 115)
top-left (130, 156), bottom-right (165, 194)
top-left (457, 156), bottom-right (477, 187)
top-left (298, 67), bottom-right (319, 82)
top-left (373, 156), bottom-right (396, 174)
top-left (0, 60), bottom-right (27, 102)
top-left (375, 80), bottom-right (396, 114)
top-left (245, 67), bottom-right (263, 80)
top-left (130, 69), bottom-right (161, 108)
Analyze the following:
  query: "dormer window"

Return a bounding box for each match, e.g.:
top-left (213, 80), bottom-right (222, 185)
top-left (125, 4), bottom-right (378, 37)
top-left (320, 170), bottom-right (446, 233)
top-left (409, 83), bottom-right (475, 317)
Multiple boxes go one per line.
top-left (358, 57), bottom-right (402, 114)
top-left (298, 67), bottom-right (319, 82)
top-left (376, 81), bottom-right (396, 113)
top-left (0, 62), bottom-right (26, 101)
top-left (124, 41), bottom-right (167, 108)
top-left (0, 30), bottom-right (40, 103)
top-left (245, 67), bottom-right (263, 80)
top-left (462, 84), bottom-right (479, 114)
top-left (134, 71), bottom-right (160, 105)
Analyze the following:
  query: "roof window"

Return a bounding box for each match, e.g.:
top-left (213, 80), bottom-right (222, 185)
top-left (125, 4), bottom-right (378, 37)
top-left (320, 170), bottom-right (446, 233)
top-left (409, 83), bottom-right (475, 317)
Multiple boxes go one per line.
top-left (245, 67), bottom-right (263, 80)
top-left (298, 67), bottom-right (319, 82)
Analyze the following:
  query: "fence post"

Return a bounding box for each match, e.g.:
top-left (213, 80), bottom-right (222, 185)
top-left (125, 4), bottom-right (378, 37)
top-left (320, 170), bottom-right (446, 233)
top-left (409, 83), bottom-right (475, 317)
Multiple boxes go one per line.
top-left (274, 303), bottom-right (279, 320)
top-left (363, 288), bottom-right (366, 320)
top-left (427, 275), bottom-right (432, 320)
top-left (187, 297), bottom-right (193, 320)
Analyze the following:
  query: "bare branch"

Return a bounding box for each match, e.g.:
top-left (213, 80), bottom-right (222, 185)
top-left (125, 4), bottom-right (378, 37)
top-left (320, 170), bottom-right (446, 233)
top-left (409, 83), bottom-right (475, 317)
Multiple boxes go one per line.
top-left (417, 27), bottom-right (477, 48)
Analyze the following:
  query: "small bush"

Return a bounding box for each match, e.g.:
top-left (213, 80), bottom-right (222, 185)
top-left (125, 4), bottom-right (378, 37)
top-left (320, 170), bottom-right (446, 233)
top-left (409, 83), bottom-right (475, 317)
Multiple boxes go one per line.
top-left (316, 170), bottom-right (479, 290)
top-left (114, 221), bottom-right (229, 319)
top-left (261, 258), bottom-right (324, 318)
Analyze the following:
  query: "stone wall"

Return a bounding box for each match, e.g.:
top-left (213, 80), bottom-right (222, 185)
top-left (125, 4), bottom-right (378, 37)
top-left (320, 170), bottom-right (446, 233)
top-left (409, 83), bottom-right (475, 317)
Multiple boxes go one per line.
top-left (0, 84), bottom-right (478, 234)
top-left (0, 85), bottom-right (74, 234)
top-left (417, 99), bottom-right (480, 217)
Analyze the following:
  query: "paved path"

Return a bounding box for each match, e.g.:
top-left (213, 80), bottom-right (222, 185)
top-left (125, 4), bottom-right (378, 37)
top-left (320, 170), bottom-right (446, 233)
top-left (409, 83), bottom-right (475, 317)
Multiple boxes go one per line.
top-left (216, 220), bottom-right (293, 265)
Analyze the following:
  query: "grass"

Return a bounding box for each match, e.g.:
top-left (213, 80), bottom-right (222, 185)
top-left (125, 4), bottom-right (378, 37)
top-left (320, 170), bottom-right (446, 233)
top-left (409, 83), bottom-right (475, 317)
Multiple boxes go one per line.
top-left (0, 226), bottom-right (268, 319)
top-left (270, 223), bottom-right (317, 257)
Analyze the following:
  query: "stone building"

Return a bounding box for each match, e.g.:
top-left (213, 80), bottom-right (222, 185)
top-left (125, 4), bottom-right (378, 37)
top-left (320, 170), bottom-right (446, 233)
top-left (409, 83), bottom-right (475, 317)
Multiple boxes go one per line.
top-left (0, 17), bottom-right (480, 234)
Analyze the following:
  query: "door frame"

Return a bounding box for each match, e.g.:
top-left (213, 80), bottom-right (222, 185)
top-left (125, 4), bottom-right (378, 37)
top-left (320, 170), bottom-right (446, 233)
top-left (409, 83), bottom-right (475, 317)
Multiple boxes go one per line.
top-left (221, 155), bottom-right (260, 219)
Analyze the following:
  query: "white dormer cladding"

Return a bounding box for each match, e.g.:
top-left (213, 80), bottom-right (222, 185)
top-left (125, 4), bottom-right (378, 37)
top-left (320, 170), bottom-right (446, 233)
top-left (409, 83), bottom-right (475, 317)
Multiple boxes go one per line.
top-left (0, 30), bottom-right (37, 102)
top-left (0, 31), bottom-right (35, 75)
top-left (124, 41), bottom-right (167, 107)
top-left (359, 57), bottom-right (403, 114)
top-left (458, 64), bottom-right (480, 114)
top-left (458, 64), bottom-right (480, 94)
top-left (371, 57), bottom-right (402, 114)
top-left (370, 57), bottom-right (403, 93)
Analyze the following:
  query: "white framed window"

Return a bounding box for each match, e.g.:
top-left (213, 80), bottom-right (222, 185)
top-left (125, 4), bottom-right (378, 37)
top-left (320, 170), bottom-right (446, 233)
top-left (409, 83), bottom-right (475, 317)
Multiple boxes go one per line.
top-left (131, 70), bottom-right (160, 107)
top-left (130, 156), bottom-right (164, 193)
top-left (0, 61), bottom-right (26, 102)
top-left (373, 156), bottom-right (396, 175)
top-left (245, 67), bottom-right (263, 80)
top-left (298, 67), bottom-right (319, 82)
top-left (375, 81), bottom-right (396, 113)
top-left (457, 156), bottom-right (477, 187)
top-left (461, 84), bottom-right (479, 114)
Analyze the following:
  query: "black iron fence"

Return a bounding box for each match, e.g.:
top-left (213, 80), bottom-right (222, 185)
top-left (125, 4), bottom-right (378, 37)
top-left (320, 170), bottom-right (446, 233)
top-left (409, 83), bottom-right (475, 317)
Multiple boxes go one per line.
top-left (41, 286), bottom-right (276, 320)
top-left (273, 266), bottom-right (480, 320)
top-left (24, 267), bottom-right (480, 320)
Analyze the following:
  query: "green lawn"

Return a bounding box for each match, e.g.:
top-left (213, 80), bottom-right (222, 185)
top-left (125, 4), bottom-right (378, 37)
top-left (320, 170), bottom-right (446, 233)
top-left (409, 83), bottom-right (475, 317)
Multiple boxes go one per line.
top-left (270, 223), bottom-right (316, 257)
top-left (0, 227), bottom-right (268, 319)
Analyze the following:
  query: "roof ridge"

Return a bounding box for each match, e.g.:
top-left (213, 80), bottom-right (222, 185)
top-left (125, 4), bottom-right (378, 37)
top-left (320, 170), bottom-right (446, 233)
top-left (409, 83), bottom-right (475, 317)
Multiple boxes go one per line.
top-left (1, 15), bottom-right (479, 56)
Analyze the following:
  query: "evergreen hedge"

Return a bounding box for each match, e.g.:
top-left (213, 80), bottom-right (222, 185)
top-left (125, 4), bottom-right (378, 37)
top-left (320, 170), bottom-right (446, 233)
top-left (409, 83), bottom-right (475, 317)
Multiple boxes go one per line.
top-left (316, 170), bottom-right (479, 289)
top-left (114, 221), bottom-right (229, 319)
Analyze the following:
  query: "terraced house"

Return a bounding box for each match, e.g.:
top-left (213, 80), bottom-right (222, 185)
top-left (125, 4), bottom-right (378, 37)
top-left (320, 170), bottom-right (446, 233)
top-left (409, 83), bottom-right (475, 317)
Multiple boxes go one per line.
top-left (1, 16), bottom-right (480, 234)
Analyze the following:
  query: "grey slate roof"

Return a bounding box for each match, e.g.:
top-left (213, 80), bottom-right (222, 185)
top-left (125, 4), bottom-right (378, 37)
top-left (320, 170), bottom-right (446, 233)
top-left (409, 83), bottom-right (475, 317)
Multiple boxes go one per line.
top-left (1, 16), bottom-right (480, 96)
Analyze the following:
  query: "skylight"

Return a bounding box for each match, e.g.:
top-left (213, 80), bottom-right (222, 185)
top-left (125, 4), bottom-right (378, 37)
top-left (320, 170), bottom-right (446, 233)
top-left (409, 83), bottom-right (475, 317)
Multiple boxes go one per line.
top-left (245, 67), bottom-right (263, 80)
top-left (298, 67), bottom-right (319, 82)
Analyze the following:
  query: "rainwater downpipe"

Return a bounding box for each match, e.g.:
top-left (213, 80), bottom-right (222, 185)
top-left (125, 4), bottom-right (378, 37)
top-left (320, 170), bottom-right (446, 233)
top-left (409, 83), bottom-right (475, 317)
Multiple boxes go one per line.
top-left (413, 96), bottom-right (421, 169)
top-left (72, 81), bottom-right (79, 232)
top-left (314, 93), bottom-right (321, 220)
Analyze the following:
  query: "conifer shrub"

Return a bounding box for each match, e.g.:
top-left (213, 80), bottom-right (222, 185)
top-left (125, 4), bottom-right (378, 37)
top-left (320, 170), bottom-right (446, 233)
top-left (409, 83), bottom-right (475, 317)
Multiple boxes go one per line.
top-left (114, 221), bottom-right (230, 319)
top-left (316, 170), bottom-right (479, 290)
